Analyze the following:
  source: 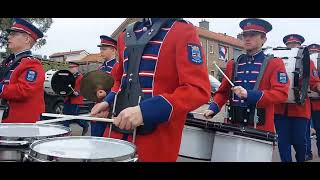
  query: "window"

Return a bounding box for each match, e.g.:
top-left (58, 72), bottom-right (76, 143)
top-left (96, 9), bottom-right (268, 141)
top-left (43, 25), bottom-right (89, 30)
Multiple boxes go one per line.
top-left (209, 45), bottom-right (214, 54)
top-left (233, 48), bottom-right (243, 60)
top-left (211, 70), bottom-right (215, 76)
top-left (218, 45), bottom-right (228, 62)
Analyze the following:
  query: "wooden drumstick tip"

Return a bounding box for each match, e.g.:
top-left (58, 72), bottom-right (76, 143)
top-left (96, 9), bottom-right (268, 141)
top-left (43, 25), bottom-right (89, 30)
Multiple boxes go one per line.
top-left (68, 84), bottom-right (72, 87)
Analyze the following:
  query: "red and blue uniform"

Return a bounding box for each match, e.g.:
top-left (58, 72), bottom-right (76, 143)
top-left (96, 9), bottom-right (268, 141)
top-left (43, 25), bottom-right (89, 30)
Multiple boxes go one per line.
top-left (209, 50), bottom-right (289, 132)
top-left (102, 18), bottom-right (211, 161)
top-left (209, 18), bottom-right (289, 133)
top-left (0, 50), bottom-right (45, 123)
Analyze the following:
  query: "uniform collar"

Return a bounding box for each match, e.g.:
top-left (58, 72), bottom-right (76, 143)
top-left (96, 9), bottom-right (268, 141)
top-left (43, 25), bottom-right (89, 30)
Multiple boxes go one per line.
top-left (104, 57), bottom-right (116, 64)
top-left (14, 49), bottom-right (32, 58)
top-left (246, 50), bottom-right (264, 61)
top-left (142, 18), bottom-right (161, 27)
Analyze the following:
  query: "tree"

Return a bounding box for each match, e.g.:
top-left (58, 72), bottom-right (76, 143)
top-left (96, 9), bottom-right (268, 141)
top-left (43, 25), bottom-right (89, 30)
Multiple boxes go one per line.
top-left (0, 18), bottom-right (53, 51)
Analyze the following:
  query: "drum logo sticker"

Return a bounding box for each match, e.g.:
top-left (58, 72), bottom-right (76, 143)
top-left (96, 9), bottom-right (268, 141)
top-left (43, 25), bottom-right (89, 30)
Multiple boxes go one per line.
top-left (25, 70), bottom-right (37, 82)
top-left (188, 44), bottom-right (203, 65)
top-left (278, 72), bottom-right (288, 84)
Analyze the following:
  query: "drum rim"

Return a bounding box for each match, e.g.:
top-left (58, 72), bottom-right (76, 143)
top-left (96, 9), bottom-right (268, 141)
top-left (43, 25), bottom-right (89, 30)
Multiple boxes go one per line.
top-left (215, 131), bottom-right (274, 145)
top-left (28, 136), bottom-right (137, 162)
top-left (0, 123), bottom-right (71, 144)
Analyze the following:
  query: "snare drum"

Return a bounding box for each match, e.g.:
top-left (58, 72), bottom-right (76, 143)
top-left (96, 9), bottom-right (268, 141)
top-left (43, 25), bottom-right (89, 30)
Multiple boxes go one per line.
top-left (178, 118), bottom-right (215, 161)
top-left (25, 136), bottom-right (138, 162)
top-left (0, 124), bottom-right (71, 162)
top-left (264, 47), bottom-right (310, 104)
top-left (308, 53), bottom-right (320, 99)
top-left (211, 123), bottom-right (276, 162)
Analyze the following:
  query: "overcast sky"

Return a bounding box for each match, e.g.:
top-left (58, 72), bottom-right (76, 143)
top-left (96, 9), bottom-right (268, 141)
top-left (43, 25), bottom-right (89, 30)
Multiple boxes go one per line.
top-left (32, 18), bottom-right (320, 56)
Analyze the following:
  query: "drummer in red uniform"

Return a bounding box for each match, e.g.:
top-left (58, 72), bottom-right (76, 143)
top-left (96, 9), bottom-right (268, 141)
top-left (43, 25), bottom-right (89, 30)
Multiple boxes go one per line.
top-left (274, 35), bottom-right (320, 162)
top-left (204, 18), bottom-right (289, 134)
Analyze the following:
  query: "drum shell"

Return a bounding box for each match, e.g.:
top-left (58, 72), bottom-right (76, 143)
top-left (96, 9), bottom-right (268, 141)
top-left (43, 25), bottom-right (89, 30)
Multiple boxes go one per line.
top-left (179, 125), bottom-right (215, 160)
top-left (308, 53), bottom-right (320, 99)
top-left (265, 47), bottom-right (310, 104)
top-left (211, 132), bottom-right (273, 162)
top-left (44, 69), bottom-right (58, 96)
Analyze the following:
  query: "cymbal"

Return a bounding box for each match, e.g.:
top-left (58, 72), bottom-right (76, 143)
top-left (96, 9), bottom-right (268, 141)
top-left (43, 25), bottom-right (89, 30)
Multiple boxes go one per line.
top-left (80, 70), bottom-right (114, 102)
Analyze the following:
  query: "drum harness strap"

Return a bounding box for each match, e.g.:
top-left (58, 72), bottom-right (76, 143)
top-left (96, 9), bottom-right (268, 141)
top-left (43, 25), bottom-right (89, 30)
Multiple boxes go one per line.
top-left (109, 18), bottom-right (173, 137)
top-left (228, 53), bottom-right (273, 128)
top-left (0, 53), bottom-right (33, 122)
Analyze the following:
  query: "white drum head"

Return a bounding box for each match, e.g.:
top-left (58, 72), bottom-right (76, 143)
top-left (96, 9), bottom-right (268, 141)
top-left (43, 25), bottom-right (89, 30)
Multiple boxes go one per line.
top-left (29, 136), bottom-right (136, 161)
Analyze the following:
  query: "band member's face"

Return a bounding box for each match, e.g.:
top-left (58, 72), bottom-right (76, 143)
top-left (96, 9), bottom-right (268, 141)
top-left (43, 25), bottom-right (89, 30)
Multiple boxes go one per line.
top-left (286, 42), bottom-right (301, 48)
top-left (242, 32), bottom-right (266, 51)
top-left (7, 31), bottom-right (31, 53)
top-left (69, 66), bottom-right (78, 74)
top-left (100, 46), bottom-right (116, 59)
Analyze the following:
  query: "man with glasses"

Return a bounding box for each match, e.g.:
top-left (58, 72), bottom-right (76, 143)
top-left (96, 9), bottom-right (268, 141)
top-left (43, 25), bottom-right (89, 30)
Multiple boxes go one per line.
top-left (0, 18), bottom-right (45, 123)
top-left (204, 18), bottom-right (289, 134)
top-left (91, 35), bottom-right (118, 137)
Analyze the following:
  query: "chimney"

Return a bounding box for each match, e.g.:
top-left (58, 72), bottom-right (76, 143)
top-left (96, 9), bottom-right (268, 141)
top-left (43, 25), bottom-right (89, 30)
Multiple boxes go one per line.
top-left (199, 19), bottom-right (209, 30)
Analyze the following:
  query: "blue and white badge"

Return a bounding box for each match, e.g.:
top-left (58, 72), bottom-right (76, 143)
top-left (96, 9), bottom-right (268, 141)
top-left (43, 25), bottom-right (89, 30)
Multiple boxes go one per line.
top-left (278, 72), bottom-right (288, 84)
top-left (187, 43), bottom-right (203, 65)
top-left (313, 70), bottom-right (319, 77)
top-left (25, 70), bottom-right (37, 82)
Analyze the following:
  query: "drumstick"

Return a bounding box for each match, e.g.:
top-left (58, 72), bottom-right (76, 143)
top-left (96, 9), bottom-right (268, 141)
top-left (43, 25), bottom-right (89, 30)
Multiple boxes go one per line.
top-left (39, 113), bottom-right (114, 124)
top-left (191, 112), bottom-right (205, 116)
top-left (213, 61), bottom-right (235, 87)
top-left (68, 84), bottom-right (77, 94)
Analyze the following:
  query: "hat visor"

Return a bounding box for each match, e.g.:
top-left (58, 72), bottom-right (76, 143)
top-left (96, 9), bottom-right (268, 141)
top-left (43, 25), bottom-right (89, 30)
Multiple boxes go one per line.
top-left (242, 29), bottom-right (266, 34)
top-left (6, 28), bottom-right (28, 34)
top-left (98, 44), bottom-right (116, 48)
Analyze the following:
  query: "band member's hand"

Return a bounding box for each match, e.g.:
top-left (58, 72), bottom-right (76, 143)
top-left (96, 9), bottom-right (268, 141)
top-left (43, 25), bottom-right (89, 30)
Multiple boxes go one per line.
top-left (316, 83), bottom-right (320, 94)
top-left (73, 91), bottom-right (79, 96)
top-left (113, 106), bottom-right (143, 130)
top-left (231, 86), bottom-right (247, 99)
top-left (96, 89), bottom-right (107, 99)
top-left (95, 110), bottom-right (109, 118)
top-left (203, 110), bottom-right (215, 119)
top-left (90, 101), bottom-right (109, 116)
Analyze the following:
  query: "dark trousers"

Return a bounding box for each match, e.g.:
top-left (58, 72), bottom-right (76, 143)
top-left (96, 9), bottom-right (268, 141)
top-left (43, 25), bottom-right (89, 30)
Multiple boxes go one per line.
top-left (62, 103), bottom-right (89, 129)
top-left (91, 121), bottom-right (108, 137)
top-left (306, 120), bottom-right (313, 158)
top-left (311, 111), bottom-right (320, 156)
top-left (274, 115), bottom-right (308, 162)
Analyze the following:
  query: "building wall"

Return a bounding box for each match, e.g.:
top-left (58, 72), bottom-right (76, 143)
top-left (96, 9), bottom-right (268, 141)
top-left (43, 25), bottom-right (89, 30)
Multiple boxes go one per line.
top-left (199, 36), bottom-right (245, 81)
top-left (50, 56), bottom-right (64, 62)
top-left (65, 52), bottom-right (88, 62)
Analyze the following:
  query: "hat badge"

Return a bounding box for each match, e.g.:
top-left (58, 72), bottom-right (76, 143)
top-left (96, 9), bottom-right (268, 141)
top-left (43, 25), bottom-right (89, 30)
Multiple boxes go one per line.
top-left (246, 22), bottom-right (252, 26)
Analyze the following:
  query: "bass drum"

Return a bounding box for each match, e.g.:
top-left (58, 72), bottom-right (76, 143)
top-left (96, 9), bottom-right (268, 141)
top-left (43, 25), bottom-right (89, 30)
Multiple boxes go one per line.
top-left (44, 69), bottom-right (75, 96)
top-left (308, 53), bottom-right (320, 99)
top-left (264, 47), bottom-right (310, 104)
